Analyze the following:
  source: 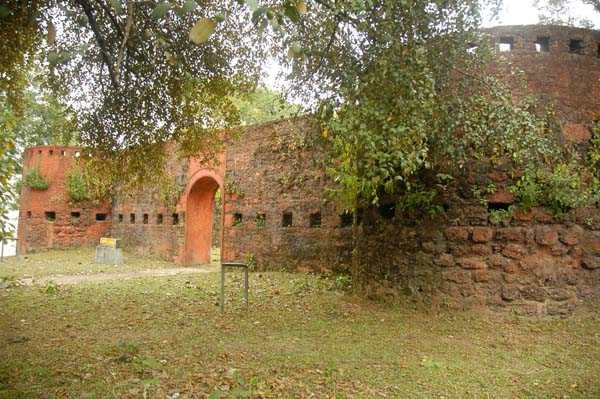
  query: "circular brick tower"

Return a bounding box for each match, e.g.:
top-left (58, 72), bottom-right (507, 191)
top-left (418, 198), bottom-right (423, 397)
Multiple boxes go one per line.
top-left (484, 25), bottom-right (600, 142)
top-left (17, 145), bottom-right (111, 254)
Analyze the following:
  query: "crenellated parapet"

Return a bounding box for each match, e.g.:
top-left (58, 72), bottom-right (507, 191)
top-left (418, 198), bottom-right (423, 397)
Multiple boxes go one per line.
top-left (17, 145), bottom-right (111, 254)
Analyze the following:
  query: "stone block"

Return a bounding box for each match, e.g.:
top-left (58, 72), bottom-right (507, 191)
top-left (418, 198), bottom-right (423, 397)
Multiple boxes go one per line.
top-left (472, 269), bottom-right (489, 282)
top-left (488, 254), bottom-right (510, 269)
top-left (502, 243), bottom-right (527, 259)
top-left (535, 226), bottom-right (558, 246)
top-left (445, 227), bottom-right (470, 241)
top-left (495, 227), bottom-right (525, 242)
top-left (559, 225), bottom-right (583, 246)
top-left (472, 227), bottom-right (493, 243)
top-left (95, 245), bottom-right (123, 265)
top-left (563, 122), bottom-right (590, 143)
top-left (443, 269), bottom-right (471, 285)
top-left (434, 253), bottom-right (454, 268)
top-left (458, 257), bottom-right (487, 270)
top-left (582, 255), bottom-right (600, 270)
top-left (501, 285), bottom-right (520, 302)
top-left (487, 190), bottom-right (515, 205)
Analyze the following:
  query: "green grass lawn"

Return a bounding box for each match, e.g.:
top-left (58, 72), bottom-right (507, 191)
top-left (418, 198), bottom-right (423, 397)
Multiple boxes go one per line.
top-left (1, 250), bottom-right (599, 398)
top-left (0, 248), bottom-right (189, 281)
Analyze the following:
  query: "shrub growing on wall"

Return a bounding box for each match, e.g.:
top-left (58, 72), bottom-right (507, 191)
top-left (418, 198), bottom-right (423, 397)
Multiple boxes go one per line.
top-left (66, 168), bottom-right (89, 203)
top-left (23, 168), bottom-right (49, 190)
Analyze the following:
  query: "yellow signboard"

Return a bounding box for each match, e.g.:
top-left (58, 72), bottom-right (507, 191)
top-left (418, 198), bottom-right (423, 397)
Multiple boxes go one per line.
top-left (99, 237), bottom-right (120, 248)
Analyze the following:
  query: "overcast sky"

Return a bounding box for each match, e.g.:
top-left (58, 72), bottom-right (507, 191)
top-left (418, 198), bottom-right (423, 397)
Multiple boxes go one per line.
top-left (483, 0), bottom-right (600, 27)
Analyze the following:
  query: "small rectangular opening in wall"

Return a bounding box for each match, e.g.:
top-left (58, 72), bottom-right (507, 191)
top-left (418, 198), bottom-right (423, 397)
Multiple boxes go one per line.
top-left (255, 213), bottom-right (266, 228)
top-left (130, 213), bottom-right (136, 224)
top-left (60, 150), bottom-right (66, 156)
top-left (49, 149), bottom-right (54, 155)
top-left (172, 213), bottom-right (179, 225)
top-left (233, 212), bottom-right (242, 227)
top-left (498, 37), bottom-right (513, 52)
top-left (45, 211), bottom-right (56, 222)
top-left (535, 36), bottom-right (550, 52)
top-left (378, 203), bottom-right (396, 219)
top-left (282, 212), bottom-right (293, 227)
top-left (339, 211), bottom-right (353, 227)
top-left (597, 43), bottom-right (600, 58)
top-left (569, 39), bottom-right (584, 54)
top-left (157, 214), bottom-right (163, 224)
top-left (309, 212), bottom-right (321, 228)
top-left (71, 212), bottom-right (81, 224)
top-left (95, 213), bottom-right (107, 221)
top-left (27, 211), bottom-right (32, 219)
top-left (143, 213), bottom-right (149, 224)
top-left (488, 202), bottom-right (511, 211)
top-left (118, 214), bottom-right (123, 223)
top-left (37, 150), bottom-right (42, 154)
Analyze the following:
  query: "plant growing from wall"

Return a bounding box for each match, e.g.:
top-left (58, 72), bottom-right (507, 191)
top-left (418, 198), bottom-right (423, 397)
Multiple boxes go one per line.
top-left (66, 168), bottom-right (89, 202)
top-left (510, 162), bottom-right (589, 217)
top-left (23, 168), bottom-right (49, 190)
top-left (224, 171), bottom-right (245, 198)
top-left (255, 213), bottom-right (266, 228)
top-left (158, 176), bottom-right (184, 209)
top-left (587, 120), bottom-right (600, 207)
top-left (489, 206), bottom-right (515, 225)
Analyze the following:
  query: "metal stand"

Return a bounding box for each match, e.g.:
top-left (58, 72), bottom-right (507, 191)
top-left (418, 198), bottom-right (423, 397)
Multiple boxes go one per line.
top-left (220, 262), bottom-right (249, 313)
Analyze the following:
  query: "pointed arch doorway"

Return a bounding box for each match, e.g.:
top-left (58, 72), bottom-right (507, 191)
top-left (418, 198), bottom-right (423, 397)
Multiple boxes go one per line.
top-left (184, 173), bottom-right (222, 265)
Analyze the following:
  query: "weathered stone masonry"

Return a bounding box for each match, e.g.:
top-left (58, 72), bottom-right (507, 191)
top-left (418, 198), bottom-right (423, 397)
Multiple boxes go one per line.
top-left (17, 25), bottom-right (600, 313)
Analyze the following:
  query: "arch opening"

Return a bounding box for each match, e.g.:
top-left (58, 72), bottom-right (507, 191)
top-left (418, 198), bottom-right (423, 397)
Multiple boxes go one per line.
top-left (184, 176), bottom-right (221, 265)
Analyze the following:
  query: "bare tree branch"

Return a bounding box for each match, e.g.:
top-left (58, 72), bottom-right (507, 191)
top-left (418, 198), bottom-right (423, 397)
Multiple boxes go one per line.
top-left (115, 2), bottom-right (134, 83)
top-left (93, 0), bottom-right (124, 39)
top-left (75, 0), bottom-right (119, 89)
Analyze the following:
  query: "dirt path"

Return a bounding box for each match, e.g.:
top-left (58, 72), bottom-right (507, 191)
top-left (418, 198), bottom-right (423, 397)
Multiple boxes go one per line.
top-left (18, 265), bottom-right (218, 286)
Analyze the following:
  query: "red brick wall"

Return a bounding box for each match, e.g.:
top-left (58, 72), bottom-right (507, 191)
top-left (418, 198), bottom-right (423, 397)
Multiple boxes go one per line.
top-left (17, 145), bottom-right (111, 253)
top-left (109, 148), bottom-right (225, 263)
top-left (221, 118), bottom-right (353, 272)
top-left (484, 25), bottom-right (600, 134)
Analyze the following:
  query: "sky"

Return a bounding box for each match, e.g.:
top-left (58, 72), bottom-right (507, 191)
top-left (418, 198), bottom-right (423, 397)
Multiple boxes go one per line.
top-left (483, 0), bottom-right (600, 27)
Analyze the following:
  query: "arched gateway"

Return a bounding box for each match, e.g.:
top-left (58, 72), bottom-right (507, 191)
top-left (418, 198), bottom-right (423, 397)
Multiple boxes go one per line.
top-left (183, 171), bottom-right (222, 265)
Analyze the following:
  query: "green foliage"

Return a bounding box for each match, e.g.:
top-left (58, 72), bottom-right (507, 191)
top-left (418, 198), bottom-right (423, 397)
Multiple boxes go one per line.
top-left (23, 168), bottom-right (49, 190)
top-left (255, 213), bottom-right (266, 228)
top-left (0, 107), bottom-right (18, 240)
top-left (397, 187), bottom-right (444, 218)
top-left (510, 163), bottom-right (588, 216)
top-left (326, 274), bottom-right (352, 291)
top-left (225, 172), bottom-right (245, 198)
top-left (489, 206), bottom-right (515, 225)
top-left (232, 87), bottom-right (302, 125)
top-left (510, 168), bottom-right (543, 211)
top-left (273, 0), bottom-right (559, 212)
top-left (158, 176), bottom-right (183, 208)
top-left (66, 168), bottom-right (89, 202)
